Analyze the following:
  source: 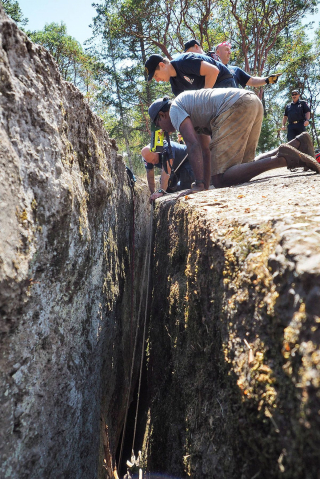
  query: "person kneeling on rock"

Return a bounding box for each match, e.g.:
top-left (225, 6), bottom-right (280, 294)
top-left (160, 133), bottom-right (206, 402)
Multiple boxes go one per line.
top-left (141, 139), bottom-right (195, 202)
top-left (148, 89), bottom-right (320, 193)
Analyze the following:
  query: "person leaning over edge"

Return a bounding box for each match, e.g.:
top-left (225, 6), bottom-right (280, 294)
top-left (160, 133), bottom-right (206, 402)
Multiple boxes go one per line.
top-left (282, 90), bottom-right (311, 141)
top-left (184, 39), bottom-right (279, 89)
top-left (141, 140), bottom-right (194, 202)
top-left (148, 90), bottom-right (319, 194)
top-left (144, 51), bottom-right (236, 97)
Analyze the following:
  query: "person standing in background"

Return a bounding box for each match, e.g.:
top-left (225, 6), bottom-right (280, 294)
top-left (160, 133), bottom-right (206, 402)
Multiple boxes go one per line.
top-left (282, 90), bottom-right (311, 141)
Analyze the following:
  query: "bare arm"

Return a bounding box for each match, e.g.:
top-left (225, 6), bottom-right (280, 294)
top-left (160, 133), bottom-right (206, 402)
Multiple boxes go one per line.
top-left (149, 166), bottom-right (171, 202)
top-left (304, 111), bottom-right (311, 126)
top-left (199, 61), bottom-right (220, 89)
top-left (160, 167), bottom-right (170, 191)
top-left (197, 134), bottom-right (211, 189)
top-left (246, 77), bottom-right (267, 87)
top-left (282, 115), bottom-right (288, 129)
top-left (146, 169), bottom-right (156, 194)
top-left (179, 117), bottom-right (204, 185)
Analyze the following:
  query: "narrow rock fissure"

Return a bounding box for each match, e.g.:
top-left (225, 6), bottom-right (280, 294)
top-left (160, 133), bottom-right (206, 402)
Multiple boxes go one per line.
top-left (115, 357), bottom-right (149, 477)
top-left (1, 7), bottom-right (320, 479)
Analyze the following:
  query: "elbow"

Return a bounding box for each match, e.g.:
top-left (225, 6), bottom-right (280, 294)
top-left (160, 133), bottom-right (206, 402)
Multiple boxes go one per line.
top-left (141, 146), bottom-right (149, 158)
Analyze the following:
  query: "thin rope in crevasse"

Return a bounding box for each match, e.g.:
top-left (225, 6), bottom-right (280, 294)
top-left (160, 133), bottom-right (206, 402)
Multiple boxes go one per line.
top-left (132, 203), bottom-right (153, 455)
top-left (118, 202), bottom-right (154, 473)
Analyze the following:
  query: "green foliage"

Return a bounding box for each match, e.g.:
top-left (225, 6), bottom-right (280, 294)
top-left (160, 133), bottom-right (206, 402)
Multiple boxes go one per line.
top-left (28, 23), bottom-right (83, 81)
top-left (257, 116), bottom-right (281, 154)
top-left (2, 0), bottom-right (28, 27)
top-left (27, 23), bottom-right (108, 111)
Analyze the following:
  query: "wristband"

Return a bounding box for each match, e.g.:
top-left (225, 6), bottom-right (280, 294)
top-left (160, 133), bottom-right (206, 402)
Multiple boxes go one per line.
top-left (265, 77), bottom-right (269, 85)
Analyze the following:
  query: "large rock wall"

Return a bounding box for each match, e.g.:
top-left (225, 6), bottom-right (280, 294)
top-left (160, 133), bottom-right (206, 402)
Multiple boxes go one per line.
top-left (147, 172), bottom-right (320, 479)
top-left (0, 7), bottom-right (150, 478)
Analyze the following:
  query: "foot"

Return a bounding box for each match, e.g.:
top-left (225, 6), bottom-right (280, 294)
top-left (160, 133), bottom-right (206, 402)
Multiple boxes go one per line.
top-left (176, 182), bottom-right (205, 198)
top-left (278, 144), bottom-right (320, 173)
top-left (191, 181), bottom-right (205, 192)
top-left (295, 132), bottom-right (315, 158)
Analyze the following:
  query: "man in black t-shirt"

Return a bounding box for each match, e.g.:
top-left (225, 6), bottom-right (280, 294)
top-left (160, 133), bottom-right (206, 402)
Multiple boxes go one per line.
top-left (282, 90), bottom-right (311, 141)
top-left (184, 39), bottom-right (279, 89)
top-left (144, 52), bottom-right (236, 97)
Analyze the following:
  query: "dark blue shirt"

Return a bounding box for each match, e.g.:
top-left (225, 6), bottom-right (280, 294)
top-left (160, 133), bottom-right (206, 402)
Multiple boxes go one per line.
top-left (284, 100), bottom-right (311, 123)
top-left (170, 53), bottom-right (235, 96)
top-left (227, 65), bottom-right (251, 88)
top-left (143, 141), bottom-right (187, 170)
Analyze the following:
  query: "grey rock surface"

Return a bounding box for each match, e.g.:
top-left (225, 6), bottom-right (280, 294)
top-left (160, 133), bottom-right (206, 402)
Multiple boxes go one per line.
top-left (0, 7), bottom-right (150, 479)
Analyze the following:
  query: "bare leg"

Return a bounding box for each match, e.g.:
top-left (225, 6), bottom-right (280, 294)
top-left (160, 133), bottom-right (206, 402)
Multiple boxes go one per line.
top-left (255, 138), bottom-right (299, 161)
top-left (212, 155), bottom-right (287, 188)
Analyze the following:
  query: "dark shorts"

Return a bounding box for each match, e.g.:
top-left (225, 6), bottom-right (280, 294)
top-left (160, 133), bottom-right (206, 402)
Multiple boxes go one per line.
top-left (166, 161), bottom-right (195, 192)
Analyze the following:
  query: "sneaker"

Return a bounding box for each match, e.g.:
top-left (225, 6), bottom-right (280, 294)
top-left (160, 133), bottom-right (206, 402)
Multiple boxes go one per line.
top-left (278, 144), bottom-right (320, 173)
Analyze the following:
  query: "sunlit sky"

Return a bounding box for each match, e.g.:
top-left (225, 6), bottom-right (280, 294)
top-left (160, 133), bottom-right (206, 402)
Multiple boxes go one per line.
top-left (18, 0), bottom-right (98, 45)
top-left (17, 0), bottom-right (320, 47)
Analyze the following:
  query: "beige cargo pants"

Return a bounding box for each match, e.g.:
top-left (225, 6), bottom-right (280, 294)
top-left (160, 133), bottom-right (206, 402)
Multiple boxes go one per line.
top-left (210, 92), bottom-right (263, 176)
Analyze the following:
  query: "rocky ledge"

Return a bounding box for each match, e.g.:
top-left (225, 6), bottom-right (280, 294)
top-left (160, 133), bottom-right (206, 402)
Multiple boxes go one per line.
top-left (147, 167), bottom-right (320, 479)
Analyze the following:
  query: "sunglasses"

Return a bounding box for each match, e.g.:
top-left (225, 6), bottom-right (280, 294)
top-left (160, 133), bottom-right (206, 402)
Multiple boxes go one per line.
top-left (292, 93), bottom-right (299, 96)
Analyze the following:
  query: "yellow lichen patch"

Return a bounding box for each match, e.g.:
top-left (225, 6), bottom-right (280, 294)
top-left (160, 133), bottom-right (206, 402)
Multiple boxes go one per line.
top-left (61, 138), bottom-right (77, 167)
top-left (283, 310), bottom-right (307, 353)
top-left (297, 341), bottom-right (320, 390)
top-left (168, 281), bottom-right (180, 314)
top-left (89, 128), bottom-right (106, 170)
top-left (18, 208), bottom-right (28, 223)
top-left (78, 192), bottom-right (90, 240)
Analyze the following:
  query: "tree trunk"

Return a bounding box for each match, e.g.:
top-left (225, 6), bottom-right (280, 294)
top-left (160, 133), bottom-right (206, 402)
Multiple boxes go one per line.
top-left (109, 37), bottom-right (133, 170)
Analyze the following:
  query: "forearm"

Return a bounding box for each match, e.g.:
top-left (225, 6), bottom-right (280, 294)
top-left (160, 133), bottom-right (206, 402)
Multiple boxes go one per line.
top-left (200, 62), bottom-right (219, 89)
top-left (304, 112), bottom-right (311, 126)
top-left (185, 141), bottom-right (204, 182)
top-left (160, 169), bottom-right (170, 191)
top-left (146, 170), bottom-right (156, 194)
top-left (179, 117), bottom-right (204, 184)
top-left (198, 134), bottom-right (211, 189)
top-left (247, 77), bottom-right (267, 87)
top-left (282, 116), bottom-right (288, 127)
top-left (204, 72), bottom-right (219, 89)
